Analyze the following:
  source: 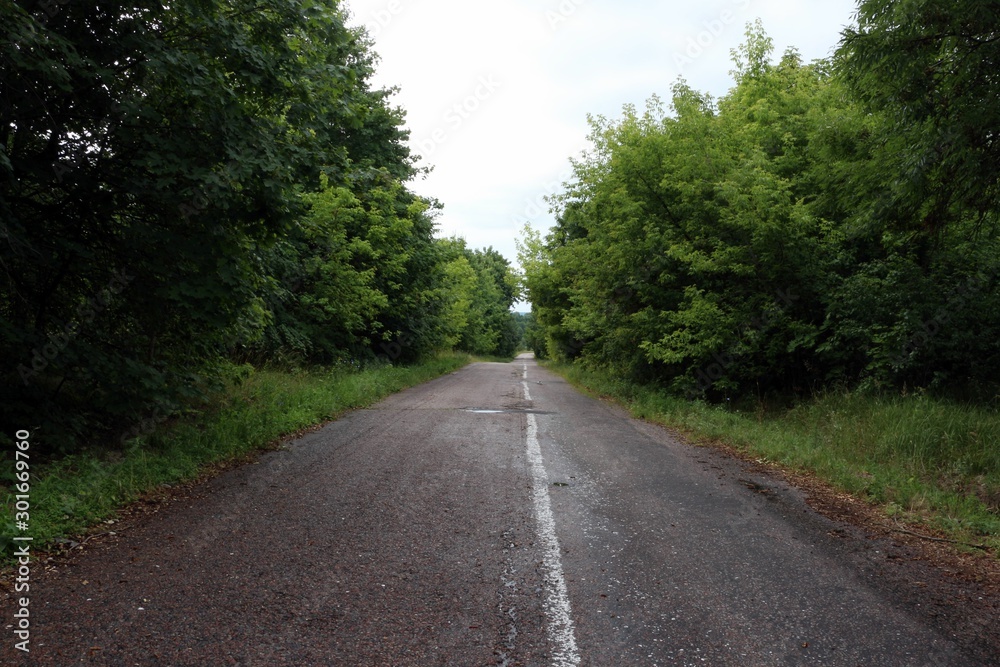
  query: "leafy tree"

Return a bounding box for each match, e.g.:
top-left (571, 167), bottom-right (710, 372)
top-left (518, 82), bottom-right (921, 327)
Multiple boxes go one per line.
top-left (457, 245), bottom-right (519, 358)
top-left (513, 312), bottom-right (545, 357)
top-left (517, 223), bottom-right (584, 362)
top-left (435, 239), bottom-right (479, 351)
top-left (0, 1), bottom-right (421, 451)
top-left (831, 1), bottom-right (1000, 389)
top-left (522, 19), bottom-right (1000, 400)
top-left (257, 179), bottom-right (390, 363)
top-left (839, 0), bottom-right (1000, 237)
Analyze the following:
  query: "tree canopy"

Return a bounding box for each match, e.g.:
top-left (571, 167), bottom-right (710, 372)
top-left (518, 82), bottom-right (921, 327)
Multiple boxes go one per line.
top-left (520, 12), bottom-right (1000, 401)
top-left (1, 0), bottom-right (518, 454)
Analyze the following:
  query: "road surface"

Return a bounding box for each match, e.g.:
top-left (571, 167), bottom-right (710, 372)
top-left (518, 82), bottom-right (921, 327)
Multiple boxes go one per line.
top-left (3, 355), bottom-right (998, 665)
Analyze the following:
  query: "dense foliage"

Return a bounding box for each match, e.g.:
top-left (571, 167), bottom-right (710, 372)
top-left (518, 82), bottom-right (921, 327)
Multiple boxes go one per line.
top-left (0, 0), bottom-right (516, 454)
top-left (520, 13), bottom-right (1000, 402)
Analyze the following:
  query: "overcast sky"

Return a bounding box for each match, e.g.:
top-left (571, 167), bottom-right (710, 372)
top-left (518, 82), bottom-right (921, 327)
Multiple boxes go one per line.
top-left (343, 0), bottom-right (860, 295)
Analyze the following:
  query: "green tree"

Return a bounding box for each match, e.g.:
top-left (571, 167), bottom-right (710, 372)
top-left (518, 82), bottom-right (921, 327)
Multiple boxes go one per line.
top-left (458, 246), bottom-right (519, 358)
top-left (522, 18), bottom-right (1000, 400)
top-left (435, 240), bottom-right (479, 351)
top-left (839, 0), bottom-right (1000, 236)
top-left (0, 0), bottom-right (419, 451)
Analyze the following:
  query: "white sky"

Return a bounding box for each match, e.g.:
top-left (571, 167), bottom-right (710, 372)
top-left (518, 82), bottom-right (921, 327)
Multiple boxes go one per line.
top-left (343, 0), bottom-right (859, 303)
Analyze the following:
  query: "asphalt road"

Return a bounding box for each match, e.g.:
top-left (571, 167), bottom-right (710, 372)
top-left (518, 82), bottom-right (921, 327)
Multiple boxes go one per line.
top-left (3, 355), bottom-right (997, 666)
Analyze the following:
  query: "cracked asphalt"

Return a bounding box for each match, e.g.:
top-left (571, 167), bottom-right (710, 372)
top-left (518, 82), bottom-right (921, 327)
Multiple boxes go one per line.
top-left (2, 355), bottom-right (997, 665)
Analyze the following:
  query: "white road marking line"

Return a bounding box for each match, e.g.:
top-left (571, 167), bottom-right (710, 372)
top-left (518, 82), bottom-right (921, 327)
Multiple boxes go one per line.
top-left (522, 363), bottom-right (582, 666)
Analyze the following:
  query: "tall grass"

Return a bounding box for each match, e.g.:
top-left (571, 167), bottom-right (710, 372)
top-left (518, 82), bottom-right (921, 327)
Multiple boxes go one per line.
top-left (1, 353), bottom-right (473, 555)
top-left (553, 363), bottom-right (1000, 551)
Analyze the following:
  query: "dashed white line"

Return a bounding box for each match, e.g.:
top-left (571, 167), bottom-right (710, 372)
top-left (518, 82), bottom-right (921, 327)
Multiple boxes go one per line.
top-left (523, 363), bottom-right (581, 666)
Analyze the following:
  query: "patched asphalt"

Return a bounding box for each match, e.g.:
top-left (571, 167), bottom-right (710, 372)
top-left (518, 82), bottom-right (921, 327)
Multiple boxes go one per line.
top-left (2, 355), bottom-right (997, 665)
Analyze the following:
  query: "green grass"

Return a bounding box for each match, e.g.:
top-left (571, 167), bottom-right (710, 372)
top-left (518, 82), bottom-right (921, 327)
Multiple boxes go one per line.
top-left (548, 362), bottom-right (1000, 553)
top-left (1, 352), bottom-right (474, 556)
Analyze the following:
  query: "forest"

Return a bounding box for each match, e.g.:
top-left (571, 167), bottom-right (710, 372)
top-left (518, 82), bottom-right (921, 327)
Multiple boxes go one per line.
top-left (0, 0), bottom-right (521, 456)
top-left (521, 7), bottom-right (1000, 405)
top-left (2, 2), bottom-right (999, 655)
top-left (2, 0), bottom-right (999, 522)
